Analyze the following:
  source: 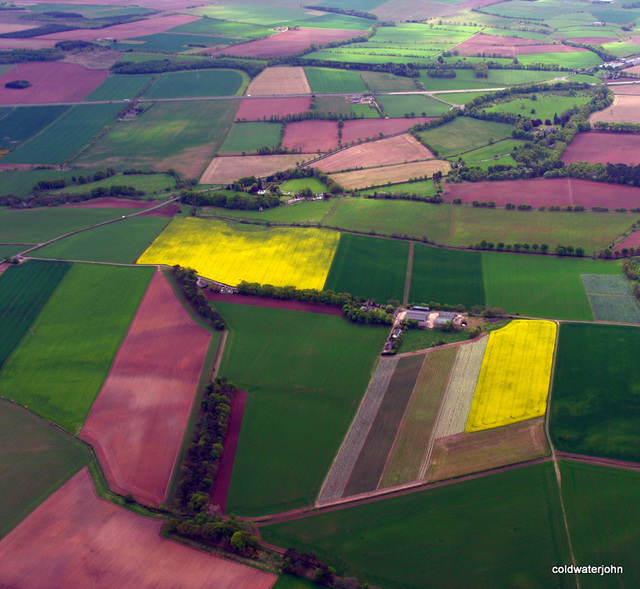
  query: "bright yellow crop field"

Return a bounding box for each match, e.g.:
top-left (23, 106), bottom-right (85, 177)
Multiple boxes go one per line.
top-left (137, 217), bottom-right (340, 289)
top-left (465, 320), bottom-right (557, 432)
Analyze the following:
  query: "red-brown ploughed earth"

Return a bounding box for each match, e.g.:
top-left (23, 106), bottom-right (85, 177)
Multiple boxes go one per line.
top-left (63, 198), bottom-right (180, 217)
top-left (235, 96), bottom-right (312, 120)
top-left (205, 291), bottom-right (344, 316)
top-left (341, 117), bottom-right (433, 143)
top-left (0, 468), bottom-right (277, 589)
top-left (562, 132), bottom-right (640, 166)
top-left (81, 270), bottom-right (211, 507)
top-left (454, 33), bottom-right (586, 58)
top-left (282, 120), bottom-right (340, 153)
top-left (616, 229), bottom-right (640, 251)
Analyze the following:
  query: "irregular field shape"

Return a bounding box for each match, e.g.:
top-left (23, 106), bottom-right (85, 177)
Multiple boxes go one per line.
top-left (313, 134), bottom-right (434, 173)
top-left (0, 264), bottom-right (153, 434)
top-left (200, 154), bottom-right (312, 184)
top-left (581, 273), bottom-right (634, 296)
top-left (380, 346), bottom-right (457, 488)
top-left (466, 320), bottom-right (557, 432)
top-left (246, 66), bottom-right (311, 95)
top-left (235, 96), bottom-right (312, 120)
top-left (617, 227), bottom-right (640, 251)
top-left (282, 120), bottom-right (339, 153)
top-left (81, 271), bottom-right (211, 506)
top-left (343, 354), bottom-right (425, 497)
top-left (0, 468), bottom-right (276, 589)
top-left (588, 294), bottom-right (640, 323)
top-left (340, 117), bottom-right (433, 144)
top-left (330, 160), bottom-right (451, 189)
top-left (562, 132), bottom-right (640, 166)
top-left (590, 95), bottom-right (640, 124)
top-left (377, 94), bottom-right (450, 118)
top-left (428, 417), bottom-right (549, 482)
top-left (317, 356), bottom-right (399, 504)
top-left (138, 217), bottom-right (339, 290)
top-left (304, 66), bottom-right (368, 93)
top-left (0, 62), bottom-right (107, 104)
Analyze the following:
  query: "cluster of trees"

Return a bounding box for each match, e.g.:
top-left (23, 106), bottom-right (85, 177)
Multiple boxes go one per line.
top-left (427, 67), bottom-right (456, 78)
top-left (237, 280), bottom-right (352, 306)
top-left (361, 190), bottom-right (444, 203)
top-left (622, 259), bottom-right (640, 298)
top-left (4, 79), bottom-right (29, 88)
top-left (55, 40), bottom-right (100, 52)
top-left (282, 549), bottom-right (337, 586)
top-left (0, 47), bottom-right (63, 63)
top-left (343, 300), bottom-right (394, 324)
top-left (304, 4), bottom-right (377, 19)
top-left (0, 23), bottom-right (75, 38)
top-left (468, 239), bottom-right (586, 256)
top-left (593, 121), bottom-right (640, 133)
top-left (112, 57), bottom-right (265, 78)
top-left (180, 189), bottom-right (280, 211)
top-left (172, 266), bottom-right (225, 330)
top-left (568, 161), bottom-right (640, 186)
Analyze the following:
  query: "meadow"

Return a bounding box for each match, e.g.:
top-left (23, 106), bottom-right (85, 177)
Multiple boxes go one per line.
top-left (0, 105), bottom-right (70, 151)
top-left (323, 233), bottom-right (409, 303)
top-left (377, 94), bottom-right (450, 118)
top-left (202, 199), bottom-right (333, 225)
top-left (0, 401), bottom-right (90, 539)
top-left (399, 327), bottom-right (469, 352)
top-left (360, 71), bottom-right (417, 93)
top-left (0, 169), bottom-right (80, 198)
top-left (138, 217), bottom-right (340, 289)
top-left (0, 263), bottom-right (153, 433)
top-left (456, 139), bottom-right (525, 163)
top-left (218, 122), bottom-right (282, 154)
top-left (118, 33), bottom-right (243, 54)
top-left (261, 462), bottom-right (573, 589)
top-left (550, 323), bottom-right (640, 463)
top-left (304, 67), bottom-right (368, 94)
top-left (217, 303), bottom-right (387, 515)
top-left (142, 69), bottom-right (247, 99)
top-left (483, 93), bottom-right (592, 122)
top-left (517, 51), bottom-right (602, 68)
top-left (279, 177), bottom-right (327, 194)
top-left (48, 173), bottom-right (176, 197)
top-left (420, 68), bottom-right (558, 91)
top-left (168, 17), bottom-right (272, 38)
top-left (84, 74), bottom-right (154, 102)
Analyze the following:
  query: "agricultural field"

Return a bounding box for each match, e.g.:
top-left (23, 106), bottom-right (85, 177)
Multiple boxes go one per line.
top-left (168, 17), bottom-right (273, 38)
top-left (0, 263), bottom-right (153, 433)
top-left (246, 66), bottom-right (311, 95)
top-left (200, 154), bottom-right (313, 184)
top-left (262, 462), bottom-right (573, 589)
top-left (235, 96), bottom-right (312, 121)
top-left (517, 51), bottom-right (601, 68)
top-left (47, 173), bottom-right (176, 197)
top-left (361, 71), bottom-right (418, 92)
top-left (0, 169), bottom-right (81, 198)
top-left (377, 94), bottom-right (451, 118)
top-left (0, 401), bottom-right (90, 540)
top-left (217, 303), bottom-right (387, 515)
top-left (138, 217), bottom-right (340, 289)
top-left (550, 323), bottom-right (640, 463)
top-left (0, 105), bottom-right (70, 151)
top-left (74, 100), bottom-right (240, 179)
top-left (84, 74), bottom-right (154, 102)
top-left (142, 69), bottom-right (247, 99)
top-left (420, 68), bottom-right (559, 91)
top-left (361, 179), bottom-right (437, 197)
top-left (330, 160), bottom-right (451, 189)
top-left (219, 122), bottom-right (282, 155)
top-left (483, 92), bottom-right (593, 122)
top-left (455, 139), bottom-right (525, 165)
top-left (465, 320), bottom-right (556, 432)
top-left (562, 132), bottom-right (640, 166)
top-left (582, 273), bottom-right (640, 323)
top-left (398, 327), bottom-right (469, 352)
top-left (282, 120), bottom-right (339, 153)
top-left (117, 32), bottom-right (241, 53)
top-left (304, 67), bottom-right (368, 94)
top-left (279, 177), bottom-right (327, 194)
top-left (323, 233), bottom-right (409, 303)
top-left (200, 199), bottom-right (334, 225)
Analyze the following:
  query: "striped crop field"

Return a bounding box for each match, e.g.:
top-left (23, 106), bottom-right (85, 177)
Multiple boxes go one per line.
top-left (465, 320), bottom-right (557, 433)
top-left (137, 218), bottom-right (340, 290)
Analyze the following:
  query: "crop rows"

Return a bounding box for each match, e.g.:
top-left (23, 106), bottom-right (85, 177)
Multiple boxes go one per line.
top-left (588, 294), bottom-right (640, 324)
top-left (581, 273), bottom-right (634, 296)
top-left (317, 356), bottom-right (398, 504)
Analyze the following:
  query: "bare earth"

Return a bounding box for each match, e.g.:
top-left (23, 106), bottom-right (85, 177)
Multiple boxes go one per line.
top-left (246, 66), bottom-right (311, 96)
top-left (0, 468), bottom-right (277, 589)
top-left (330, 159), bottom-right (451, 189)
top-left (590, 95), bottom-right (640, 124)
top-left (562, 132), bottom-right (640, 166)
top-left (200, 154), bottom-right (313, 184)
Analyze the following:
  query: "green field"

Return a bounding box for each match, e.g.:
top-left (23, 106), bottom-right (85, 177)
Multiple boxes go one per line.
top-left (0, 106), bottom-right (70, 151)
top-left (559, 461), bottom-right (640, 589)
top-left (304, 50), bottom-right (436, 65)
top-left (169, 17), bottom-right (273, 38)
top-left (218, 122), bottom-right (282, 154)
top-left (117, 33), bottom-right (243, 53)
top-left (517, 51), bottom-right (602, 68)
top-left (280, 177), bottom-right (327, 194)
top-left (200, 200), bottom-right (334, 225)
top-left (323, 233), bottom-right (409, 303)
top-left (361, 71), bottom-right (417, 92)
top-left (457, 139), bottom-right (525, 165)
top-left (361, 180), bottom-right (437, 197)
top-left (0, 263), bottom-right (153, 433)
top-left (261, 462), bottom-right (573, 589)
top-left (410, 244), bottom-right (485, 308)
top-left (0, 260), bottom-right (71, 370)
top-left (31, 216), bottom-right (170, 264)
top-left (0, 245), bottom-right (23, 259)
top-left (314, 95), bottom-right (353, 117)
top-left (416, 117), bottom-right (514, 157)
top-left (304, 67), bottom-right (368, 94)
top-left (272, 576), bottom-right (324, 589)
top-left (438, 90), bottom-right (494, 105)
top-left (484, 92), bottom-right (592, 122)
top-left (0, 207), bottom-right (145, 243)
top-left (377, 94), bottom-right (451, 118)
top-left (74, 100), bottom-right (240, 177)
top-left (84, 74), bottom-right (154, 102)
top-left (217, 303), bottom-right (387, 516)
top-left (399, 328), bottom-right (469, 352)
top-left (0, 169), bottom-right (82, 198)
top-left (49, 173), bottom-right (176, 197)
top-left (550, 323), bottom-right (640, 462)
top-left (0, 400), bottom-right (90, 539)
top-left (143, 69), bottom-right (247, 99)
top-left (483, 254), bottom-right (621, 320)
top-left (1, 104), bottom-right (121, 165)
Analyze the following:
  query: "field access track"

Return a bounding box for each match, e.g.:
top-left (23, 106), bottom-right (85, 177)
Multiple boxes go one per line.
top-left (81, 270), bottom-right (211, 507)
top-left (0, 468), bottom-right (277, 589)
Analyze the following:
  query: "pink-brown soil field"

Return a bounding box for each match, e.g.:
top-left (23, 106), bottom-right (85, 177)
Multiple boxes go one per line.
top-left (200, 154), bottom-right (313, 184)
top-left (282, 120), bottom-right (339, 153)
top-left (0, 468), bottom-right (277, 589)
top-left (0, 23), bottom-right (38, 34)
top-left (246, 66), bottom-right (311, 96)
top-left (0, 38), bottom-right (58, 50)
top-left (590, 95), bottom-right (640, 123)
top-left (562, 132), bottom-right (640, 166)
top-left (427, 417), bottom-right (549, 482)
top-left (612, 84), bottom-right (640, 95)
top-left (341, 117), bottom-right (433, 144)
top-left (445, 177), bottom-right (640, 209)
top-left (81, 271), bottom-right (211, 507)
top-left (0, 62), bottom-right (107, 104)
top-left (616, 228), bottom-right (640, 251)
top-left (63, 198), bottom-right (179, 217)
top-left (331, 159), bottom-right (450, 189)
top-left (205, 291), bottom-right (343, 315)
top-left (235, 96), bottom-right (312, 120)
top-left (313, 134), bottom-right (434, 173)
top-left (455, 33), bottom-right (583, 58)
top-left (142, 203), bottom-right (181, 217)
top-left (208, 28), bottom-right (357, 58)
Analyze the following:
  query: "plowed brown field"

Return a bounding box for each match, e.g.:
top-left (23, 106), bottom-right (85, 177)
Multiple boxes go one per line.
top-left (0, 468), bottom-right (277, 589)
top-left (562, 132), bottom-right (640, 165)
top-left (246, 66), bottom-right (311, 96)
top-left (331, 159), bottom-right (450, 189)
top-left (235, 96), bottom-right (312, 120)
top-left (282, 120), bottom-right (339, 153)
top-left (200, 154), bottom-right (313, 184)
top-left (81, 270), bottom-right (211, 507)
top-left (455, 33), bottom-right (583, 58)
top-left (341, 117), bottom-right (433, 144)
top-left (590, 94), bottom-right (640, 124)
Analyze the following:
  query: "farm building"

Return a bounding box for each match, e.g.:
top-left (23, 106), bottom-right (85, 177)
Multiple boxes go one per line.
top-left (406, 309), bottom-right (430, 323)
top-left (434, 311), bottom-right (465, 328)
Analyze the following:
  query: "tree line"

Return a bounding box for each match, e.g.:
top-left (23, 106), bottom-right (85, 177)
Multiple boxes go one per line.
top-left (112, 57), bottom-right (265, 78)
top-left (172, 265), bottom-right (226, 330)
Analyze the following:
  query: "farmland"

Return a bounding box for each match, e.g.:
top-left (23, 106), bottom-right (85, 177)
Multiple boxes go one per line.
top-left (304, 67), bottom-right (368, 94)
top-left (0, 401), bottom-right (89, 540)
top-left (341, 117), bottom-right (432, 143)
top-left (323, 233), bottom-right (409, 303)
top-left (583, 271), bottom-right (640, 322)
top-left (0, 263), bottom-right (153, 433)
top-left (590, 95), bottom-right (640, 125)
top-left (0, 105), bottom-right (70, 151)
top-left (282, 120), bottom-right (339, 153)
top-left (138, 217), bottom-right (340, 289)
top-left (377, 94), bottom-right (451, 118)
top-left (216, 303), bottom-right (387, 515)
top-left (143, 69), bottom-right (247, 99)
top-left (0, 169), bottom-right (80, 198)
top-left (261, 463), bottom-right (573, 589)
top-left (562, 132), bottom-right (640, 166)
top-left (483, 92), bottom-right (592, 122)
top-left (550, 323), bottom-right (640, 463)
top-left (219, 122), bottom-right (282, 154)
top-left (200, 154), bottom-right (311, 184)
top-left (49, 173), bottom-right (176, 197)
top-left (330, 160), bottom-right (451, 189)
top-left (246, 66), bottom-right (311, 95)
top-left (84, 74), bottom-right (154, 102)
top-left (361, 71), bottom-right (418, 92)
top-left (235, 96), bottom-right (311, 121)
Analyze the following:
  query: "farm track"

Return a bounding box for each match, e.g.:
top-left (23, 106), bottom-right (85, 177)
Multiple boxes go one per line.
top-left (403, 241), bottom-right (414, 305)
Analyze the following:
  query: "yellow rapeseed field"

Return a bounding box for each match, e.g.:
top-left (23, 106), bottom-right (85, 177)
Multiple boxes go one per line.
top-left (137, 217), bottom-right (340, 289)
top-left (465, 320), bottom-right (557, 432)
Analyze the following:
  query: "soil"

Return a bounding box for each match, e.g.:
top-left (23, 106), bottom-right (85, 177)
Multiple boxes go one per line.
top-left (562, 132), bottom-right (640, 166)
top-left (200, 154), bottom-right (313, 185)
top-left (341, 117), bottom-right (434, 144)
top-left (204, 291), bottom-right (344, 316)
top-left (590, 95), bottom-right (640, 124)
top-left (235, 96), bottom-right (312, 121)
top-left (455, 33), bottom-right (585, 58)
top-left (246, 66), bottom-right (311, 96)
top-left (282, 120), bottom-right (339, 153)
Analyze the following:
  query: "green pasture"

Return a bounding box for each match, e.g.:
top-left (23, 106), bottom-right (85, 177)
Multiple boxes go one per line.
top-left (458, 139), bottom-right (526, 162)
top-left (27, 2), bottom-right (152, 17)
top-left (2, 104), bottom-right (121, 165)
top-left (370, 23), bottom-right (476, 45)
top-left (84, 74), bottom-right (154, 101)
top-left (400, 328), bottom-right (469, 352)
top-left (483, 92), bottom-right (592, 122)
top-left (483, 254), bottom-right (621, 320)
top-left (279, 177), bottom-right (327, 194)
top-left (464, 154), bottom-right (518, 171)
top-left (313, 0), bottom-right (386, 11)
top-left (0, 245), bottom-right (23, 258)
top-left (261, 462), bottom-right (572, 589)
top-left (0, 106), bottom-right (70, 151)
top-left (479, 0), bottom-right (582, 20)
top-left (0, 400), bottom-right (90, 540)
top-left (601, 41), bottom-right (640, 58)
top-left (361, 71), bottom-right (418, 92)
top-left (143, 69), bottom-right (247, 99)
top-left (272, 576), bottom-right (324, 589)
top-left (437, 90), bottom-right (494, 105)
top-left (297, 12), bottom-right (374, 30)
top-left (323, 233), bottom-right (409, 303)
top-left (377, 94), bottom-right (450, 118)
top-left (304, 67), bottom-right (368, 94)
top-left (117, 33), bottom-right (242, 53)
top-left (168, 17), bottom-right (273, 38)
top-left (200, 200), bottom-right (334, 225)
top-left (560, 461), bottom-right (640, 589)
top-left (416, 116), bottom-right (514, 156)
top-left (32, 216), bottom-right (170, 264)
top-left (0, 263), bottom-right (153, 433)
top-left (303, 51), bottom-right (435, 65)
top-left (113, 52), bottom-right (205, 64)
top-left (350, 103), bottom-right (380, 118)
top-left (218, 303), bottom-right (387, 516)
top-left (551, 323), bottom-right (640, 462)
top-left (517, 51), bottom-right (602, 68)
top-left (360, 180), bottom-right (437, 197)
top-left (48, 173), bottom-right (176, 197)
top-left (0, 260), bottom-right (70, 371)
top-left (410, 244), bottom-right (485, 308)
top-left (0, 169), bottom-right (81, 198)
top-left (314, 96), bottom-right (352, 117)
top-left (218, 122), bottom-right (282, 154)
